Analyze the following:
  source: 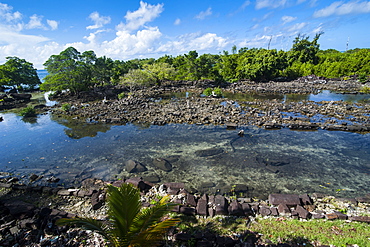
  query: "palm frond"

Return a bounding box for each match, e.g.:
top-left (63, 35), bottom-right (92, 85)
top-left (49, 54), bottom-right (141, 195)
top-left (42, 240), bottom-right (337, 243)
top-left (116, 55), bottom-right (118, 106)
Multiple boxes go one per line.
top-left (128, 195), bottom-right (179, 245)
top-left (107, 183), bottom-right (141, 241)
top-left (131, 219), bottom-right (180, 247)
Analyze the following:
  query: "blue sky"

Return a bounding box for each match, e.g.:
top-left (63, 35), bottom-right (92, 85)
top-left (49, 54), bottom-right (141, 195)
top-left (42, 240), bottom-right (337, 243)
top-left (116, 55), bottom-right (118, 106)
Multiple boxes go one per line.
top-left (0, 0), bottom-right (369, 68)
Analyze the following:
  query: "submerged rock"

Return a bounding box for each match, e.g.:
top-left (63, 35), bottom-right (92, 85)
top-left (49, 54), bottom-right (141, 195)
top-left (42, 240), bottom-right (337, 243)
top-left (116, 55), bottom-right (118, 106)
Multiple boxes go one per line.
top-left (195, 148), bottom-right (224, 157)
top-left (125, 160), bottom-right (147, 173)
top-left (152, 158), bottom-right (173, 172)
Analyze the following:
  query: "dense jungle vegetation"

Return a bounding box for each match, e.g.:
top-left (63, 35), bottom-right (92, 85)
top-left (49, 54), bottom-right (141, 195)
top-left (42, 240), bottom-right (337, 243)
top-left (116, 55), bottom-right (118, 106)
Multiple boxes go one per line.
top-left (1, 34), bottom-right (369, 93)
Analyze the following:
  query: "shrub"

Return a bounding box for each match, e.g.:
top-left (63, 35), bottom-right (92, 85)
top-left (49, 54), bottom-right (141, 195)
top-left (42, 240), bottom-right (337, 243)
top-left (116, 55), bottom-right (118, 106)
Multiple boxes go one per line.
top-left (61, 103), bottom-right (71, 112)
top-left (202, 87), bottom-right (213, 96)
top-left (213, 87), bottom-right (223, 97)
top-left (19, 106), bottom-right (36, 117)
top-left (360, 85), bottom-right (370, 94)
top-left (358, 73), bottom-right (368, 83)
top-left (118, 92), bottom-right (125, 99)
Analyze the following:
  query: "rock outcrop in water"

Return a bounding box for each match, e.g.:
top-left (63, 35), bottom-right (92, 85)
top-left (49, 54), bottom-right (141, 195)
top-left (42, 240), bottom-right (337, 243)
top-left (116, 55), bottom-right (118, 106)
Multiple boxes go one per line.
top-left (49, 79), bottom-right (370, 133)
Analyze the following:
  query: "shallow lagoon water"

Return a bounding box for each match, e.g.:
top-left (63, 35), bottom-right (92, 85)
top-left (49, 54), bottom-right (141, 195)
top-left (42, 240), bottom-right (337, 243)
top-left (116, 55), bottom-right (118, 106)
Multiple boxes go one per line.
top-left (1, 109), bottom-right (369, 198)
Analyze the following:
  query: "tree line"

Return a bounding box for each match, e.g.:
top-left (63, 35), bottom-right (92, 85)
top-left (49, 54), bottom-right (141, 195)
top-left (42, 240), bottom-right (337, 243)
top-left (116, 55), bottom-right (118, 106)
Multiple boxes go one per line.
top-left (1, 34), bottom-right (369, 94)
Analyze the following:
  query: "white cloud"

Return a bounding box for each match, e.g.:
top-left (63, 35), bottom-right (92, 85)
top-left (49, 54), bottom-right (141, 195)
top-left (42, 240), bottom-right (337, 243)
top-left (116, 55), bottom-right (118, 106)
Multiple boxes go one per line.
top-left (195, 7), bottom-right (212, 20)
top-left (314, 1), bottom-right (370, 18)
top-left (238, 34), bottom-right (283, 48)
top-left (174, 18), bottom-right (181, 25)
top-left (26, 14), bottom-right (45, 29)
top-left (47, 20), bottom-right (58, 30)
top-left (287, 22), bottom-right (308, 32)
top-left (241, 0), bottom-right (252, 9)
top-left (256, 0), bottom-right (287, 9)
top-left (282, 15), bottom-right (297, 24)
top-left (119, 1), bottom-right (164, 32)
top-left (157, 32), bottom-right (228, 53)
top-left (87, 11), bottom-right (111, 30)
top-left (0, 3), bottom-right (22, 22)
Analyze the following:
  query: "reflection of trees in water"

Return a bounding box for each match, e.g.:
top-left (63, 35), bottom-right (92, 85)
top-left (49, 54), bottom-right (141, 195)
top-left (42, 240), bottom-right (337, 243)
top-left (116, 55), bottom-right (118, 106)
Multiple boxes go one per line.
top-left (51, 115), bottom-right (111, 139)
top-left (21, 116), bottom-right (37, 124)
top-left (285, 94), bottom-right (309, 102)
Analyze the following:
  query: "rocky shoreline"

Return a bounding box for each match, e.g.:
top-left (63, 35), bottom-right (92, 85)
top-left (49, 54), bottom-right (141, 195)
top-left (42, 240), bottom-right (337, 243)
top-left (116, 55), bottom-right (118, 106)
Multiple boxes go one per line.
top-left (46, 78), bottom-right (370, 133)
top-left (0, 177), bottom-right (369, 246)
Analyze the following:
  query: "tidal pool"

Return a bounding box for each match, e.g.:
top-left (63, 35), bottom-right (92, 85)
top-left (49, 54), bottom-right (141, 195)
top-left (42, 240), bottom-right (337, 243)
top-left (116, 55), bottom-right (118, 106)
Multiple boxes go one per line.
top-left (1, 110), bottom-right (369, 199)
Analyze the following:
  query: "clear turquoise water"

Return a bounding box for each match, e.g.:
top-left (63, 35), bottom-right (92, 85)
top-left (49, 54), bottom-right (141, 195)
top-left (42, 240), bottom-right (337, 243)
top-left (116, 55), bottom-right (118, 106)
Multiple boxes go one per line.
top-left (1, 110), bottom-right (369, 198)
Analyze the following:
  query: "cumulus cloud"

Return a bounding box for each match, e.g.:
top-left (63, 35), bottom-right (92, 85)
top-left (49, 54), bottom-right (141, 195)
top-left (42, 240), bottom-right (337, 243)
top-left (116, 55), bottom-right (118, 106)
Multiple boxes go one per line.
top-left (314, 1), bottom-right (370, 18)
top-left (157, 32), bottom-right (228, 54)
top-left (0, 3), bottom-right (22, 22)
top-left (281, 15), bottom-right (297, 24)
top-left (255, 0), bottom-right (287, 9)
top-left (47, 20), bottom-right (58, 30)
top-left (26, 14), bottom-right (45, 29)
top-left (87, 11), bottom-right (111, 30)
top-left (119, 1), bottom-right (164, 31)
top-left (195, 7), bottom-right (212, 20)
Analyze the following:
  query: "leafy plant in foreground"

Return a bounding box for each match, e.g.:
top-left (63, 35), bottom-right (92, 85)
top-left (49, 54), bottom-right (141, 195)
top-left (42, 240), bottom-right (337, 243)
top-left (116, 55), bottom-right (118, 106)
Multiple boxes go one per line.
top-left (57, 183), bottom-right (179, 247)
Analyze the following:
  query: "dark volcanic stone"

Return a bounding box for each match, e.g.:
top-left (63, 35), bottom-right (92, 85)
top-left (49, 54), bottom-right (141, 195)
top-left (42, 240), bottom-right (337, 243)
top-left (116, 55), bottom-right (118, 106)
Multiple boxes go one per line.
top-left (196, 198), bottom-right (208, 216)
top-left (215, 195), bottom-right (228, 215)
top-left (269, 194), bottom-right (301, 206)
top-left (228, 200), bottom-right (244, 216)
top-left (259, 206), bottom-right (272, 216)
top-left (153, 158), bottom-right (173, 172)
top-left (180, 206), bottom-right (196, 216)
top-left (295, 205), bottom-right (311, 219)
top-left (4, 200), bottom-right (36, 216)
top-left (195, 148), bottom-right (224, 157)
top-left (125, 160), bottom-right (147, 173)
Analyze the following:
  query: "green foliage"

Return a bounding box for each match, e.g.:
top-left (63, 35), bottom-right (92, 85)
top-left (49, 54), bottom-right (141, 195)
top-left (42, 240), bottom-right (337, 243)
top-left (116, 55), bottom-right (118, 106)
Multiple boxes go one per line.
top-left (0, 57), bottom-right (41, 90)
top-left (144, 62), bottom-right (177, 81)
top-left (360, 85), bottom-right (370, 93)
top-left (57, 183), bottom-right (179, 247)
top-left (117, 92), bottom-right (126, 100)
top-left (202, 87), bottom-right (222, 97)
top-left (288, 32), bottom-right (322, 65)
top-left (249, 217), bottom-right (370, 246)
top-left (213, 87), bottom-right (222, 97)
top-left (358, 73), bottom-right (368, 83)
top-left (61, 103), bottom-right (71, 112)
top-left (120, 69), bottom-right (157, 92)
top-left (202, 87), bottom-right (213, 96)
top-left (19, 106), bottom-right (36, 117)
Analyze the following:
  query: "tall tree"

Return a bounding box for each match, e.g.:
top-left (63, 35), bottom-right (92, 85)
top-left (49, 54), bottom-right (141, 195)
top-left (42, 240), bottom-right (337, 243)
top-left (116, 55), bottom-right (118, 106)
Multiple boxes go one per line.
top-left (288, 32), bottom-right (323, 65)
top-left (0, 56), bottom-right (41, 90)
top-left (41, 47), bottom-right (98, 94)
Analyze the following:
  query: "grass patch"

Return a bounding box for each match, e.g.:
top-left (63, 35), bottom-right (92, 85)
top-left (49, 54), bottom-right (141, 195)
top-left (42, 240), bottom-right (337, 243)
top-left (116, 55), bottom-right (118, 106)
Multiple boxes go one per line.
top-left (249, 217), bottom-right (370, 246)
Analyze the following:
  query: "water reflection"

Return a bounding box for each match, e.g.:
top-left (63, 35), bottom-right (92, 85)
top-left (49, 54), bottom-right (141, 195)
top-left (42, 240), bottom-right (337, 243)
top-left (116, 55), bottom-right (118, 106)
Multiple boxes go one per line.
top-left (50, 115), bottom-right (112, 139)
top-left (1, 111), bottom-right (369, 199)
top-left (161, 90), bottom-right (369, 103)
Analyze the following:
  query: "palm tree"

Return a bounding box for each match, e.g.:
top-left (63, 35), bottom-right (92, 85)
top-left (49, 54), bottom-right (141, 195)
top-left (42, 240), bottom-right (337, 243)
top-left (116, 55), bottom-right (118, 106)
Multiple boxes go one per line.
top-left (57, 183), bottom-right (179, 247)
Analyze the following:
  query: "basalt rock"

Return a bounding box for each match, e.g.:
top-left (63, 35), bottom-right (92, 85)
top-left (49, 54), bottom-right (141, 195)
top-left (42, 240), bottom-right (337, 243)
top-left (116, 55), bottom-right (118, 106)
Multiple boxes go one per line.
top-left (153, 158), bottom-right (173, 172)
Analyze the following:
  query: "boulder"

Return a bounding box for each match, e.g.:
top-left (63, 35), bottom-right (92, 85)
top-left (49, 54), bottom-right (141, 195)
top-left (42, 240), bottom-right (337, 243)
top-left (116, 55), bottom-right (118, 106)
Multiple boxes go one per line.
top-left (4, 200), bottom-right (36, 216)
top-left (9, 93), bottom-right (32, 101)
top-left (196, 195), bottom-right (208, 216)
top-left (228, 200), bottom-right (244, 216)
top-left (215, 195), bottom-right (228, 215)
top-left (125, 160), bottom-right (147, 173)
top-left (269, 194), bottom-right (301, 206)
top-left (153, 158), bottom-right (172, 172)
top-left (295, 205), bottom-right (311, 219)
